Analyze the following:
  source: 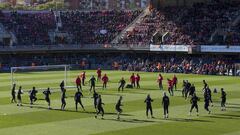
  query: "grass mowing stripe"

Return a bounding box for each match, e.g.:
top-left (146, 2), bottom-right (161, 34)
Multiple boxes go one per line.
top-left (0, 71), bottom-right (239, 135)
top-left (0, 98), bottom-right (238, 135)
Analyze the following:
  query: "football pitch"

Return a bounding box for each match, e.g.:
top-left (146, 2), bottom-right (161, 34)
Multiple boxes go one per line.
top-left (0, 70), bottom-right (240, 135)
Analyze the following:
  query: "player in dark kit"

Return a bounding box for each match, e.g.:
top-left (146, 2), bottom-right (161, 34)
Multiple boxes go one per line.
top-left (43, 88), bottom-right (51, 108)
top-left (60, 80), bottom-right (65, 89)
top-left (205, 86), bottom-right (213, 106)
top-left (11, 83), bottom-right (16, 103)
top-left (75, 76), bottom-right (82, 90)
top-left (95, 95), bottom-right (105, 119)
top-left (43, 87), bottom-right (51, 109)
top-left (74, 88), bottom-right (85, 112)
top-left (17, 86), bottom-right (23, 106)
top-left (203, 80), bottom-right (208, 89)
top-left (189, 84), bottom-right (196, 98)
top-left (204, 91), bottom-right (211, 114)
top-left (101, 74), bottom-right (109, 90)
top-left (221, 88), bottom-right (227, 111)
top-left (116, 96), bottom-right (123, 120)
top-left (61, 88), bottom-right (66, 110)
top-left (130, 73), bottom-right (136, 87)
top-left (189, 93), bottom-right (200, 116)
top-left (162, 92), bottom-right (170, 119)
top-left (144, 94), bottom-right (154, 118)
top-left (184, 80), bottom-right (191, 100)
top-left (29, 87), bottom-right (38, 107)
top-left (135, 74), bottom-right (141, 88)
top-left (92, 90), bottom-right (99, 110)
top-left (89, 76), bottom-right (96, 92)
top-left (157, 74), bottom-right (163, 90)
top-left (118, 77), bottom-right (126, 92)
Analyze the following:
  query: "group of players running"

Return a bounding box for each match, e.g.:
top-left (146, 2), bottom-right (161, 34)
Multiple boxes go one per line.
top-left (10, 68), bottom-right (227, 120)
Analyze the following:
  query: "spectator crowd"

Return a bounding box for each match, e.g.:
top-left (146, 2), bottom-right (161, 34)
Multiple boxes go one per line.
top-left (0, 10), bottom-right (141, 45)
top-left (119, 1), bottom-right (240, 46)
top-left (0, 1), bottom-right (239, 46)
top-left (0, 53), bottom-right (237, 76)
top-left (60, 10), bottom-right (141, 44)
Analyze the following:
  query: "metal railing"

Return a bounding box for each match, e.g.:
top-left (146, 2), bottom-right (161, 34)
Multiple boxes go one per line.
top-left (0, 44), bottom-right (150, 52)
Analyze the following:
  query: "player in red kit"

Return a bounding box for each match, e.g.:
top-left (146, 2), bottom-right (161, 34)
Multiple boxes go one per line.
top-left (135, 74), bottom-right (140, 88)
top-left (102, 74), bottom-right (109, 90)
top-left (75, 76), bottom-right (82, 91)
top-left (130, 73), bottom-right (136, 87)
top-left (167, 79), bottom-right (174, 96)
top-left (97, 68), bottom-right (102, 81)
top-left (80, 71), bottom-right (86, 86)
top-left (172, 75), bottom-right (178, 90)
top-left (157, 74), bottom-right (163, 90)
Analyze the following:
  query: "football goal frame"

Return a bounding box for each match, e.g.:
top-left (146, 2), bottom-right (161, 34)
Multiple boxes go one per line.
top-left (10, 65), bottom-right (70, 89)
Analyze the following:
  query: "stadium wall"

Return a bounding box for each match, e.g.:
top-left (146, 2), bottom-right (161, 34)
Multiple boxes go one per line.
top-left (153, 0), bottom-right (239, 7)
top-left (2, 44), bottom-right (240, 54)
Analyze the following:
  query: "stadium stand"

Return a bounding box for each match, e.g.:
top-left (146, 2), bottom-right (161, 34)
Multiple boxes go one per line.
top-left (0, 11), bottom-right (56, 45)
top-left (119, 1), bottom-right (240, 45)
top-left (0, 1), bottom-right (239, 46)
top-left (59, 10), bottom-right (142, 44)
top-left (0, 10), bottom-right (141, 45)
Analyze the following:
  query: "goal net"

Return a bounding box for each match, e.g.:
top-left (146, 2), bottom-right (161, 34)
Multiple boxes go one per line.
top-left (234, 63), bottom-right (240, 76)
top-left (10, 65), bottom-right (74, 91)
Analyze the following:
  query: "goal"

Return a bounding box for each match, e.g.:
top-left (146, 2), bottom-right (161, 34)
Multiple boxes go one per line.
top-left (10, 65), bottom-right (73, 91)
top-left (234, 63), bottom-right (240, 76)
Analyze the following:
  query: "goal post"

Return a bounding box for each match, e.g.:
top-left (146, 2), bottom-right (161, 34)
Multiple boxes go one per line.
top-left (10, 65), bottom-right (72, 90)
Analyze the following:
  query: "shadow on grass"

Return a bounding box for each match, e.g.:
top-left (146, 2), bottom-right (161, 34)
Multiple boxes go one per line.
top-left (138, 88), bottom-right (160, 91)
top-left (19, 105), bottom-right (133, 116)
top-left (166, 118), bottom-right (213, 123)
top-left (227, 103), bottom-right (240, 106)
top-left (104, 118), bottom-right (156, 123)
top-left (99, 93), bottom-right (124, 96)
top-left (204, 114), bottom-right (240, 120)
top-left (216, 113), bottom-right (240, 118)
top-left (226, 106), bottom-right (240, 109)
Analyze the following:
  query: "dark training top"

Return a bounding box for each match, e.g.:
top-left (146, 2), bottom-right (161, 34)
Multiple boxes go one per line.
top-left (75, 91), bottom-right (83, 101)
top-left (43, 89), bottom-right (51, 99)
top-left (162, 96), bottom-right (170, 106)
top-left (97, 97), bottom-right (104, 108)
top-left (119, 79), bottom-right (126, 85)
top-left (115, 99), bottom-right (122, 109)
top-left (145, 97), bottom-right (153, 106)
top-left (30, 89), bottom-right (38, 98)
top-left (190, 95), bottom-right (200, 104)
top-left (17, 89), bottom-right (23, 99)
top-left (90, 77), bottom-right (96, 85)
top-left (93, 92), bottom-right (98, 102)
top-left (60, 81), bottom-right (64, 88)
top-left (221, 91), bottom-right (227, 100)
top-left (12, 86), bottom-right (16, 96)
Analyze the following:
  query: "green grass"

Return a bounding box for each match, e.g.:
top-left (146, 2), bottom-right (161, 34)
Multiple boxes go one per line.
top-left (0, 70), bottom-right (240, 135)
